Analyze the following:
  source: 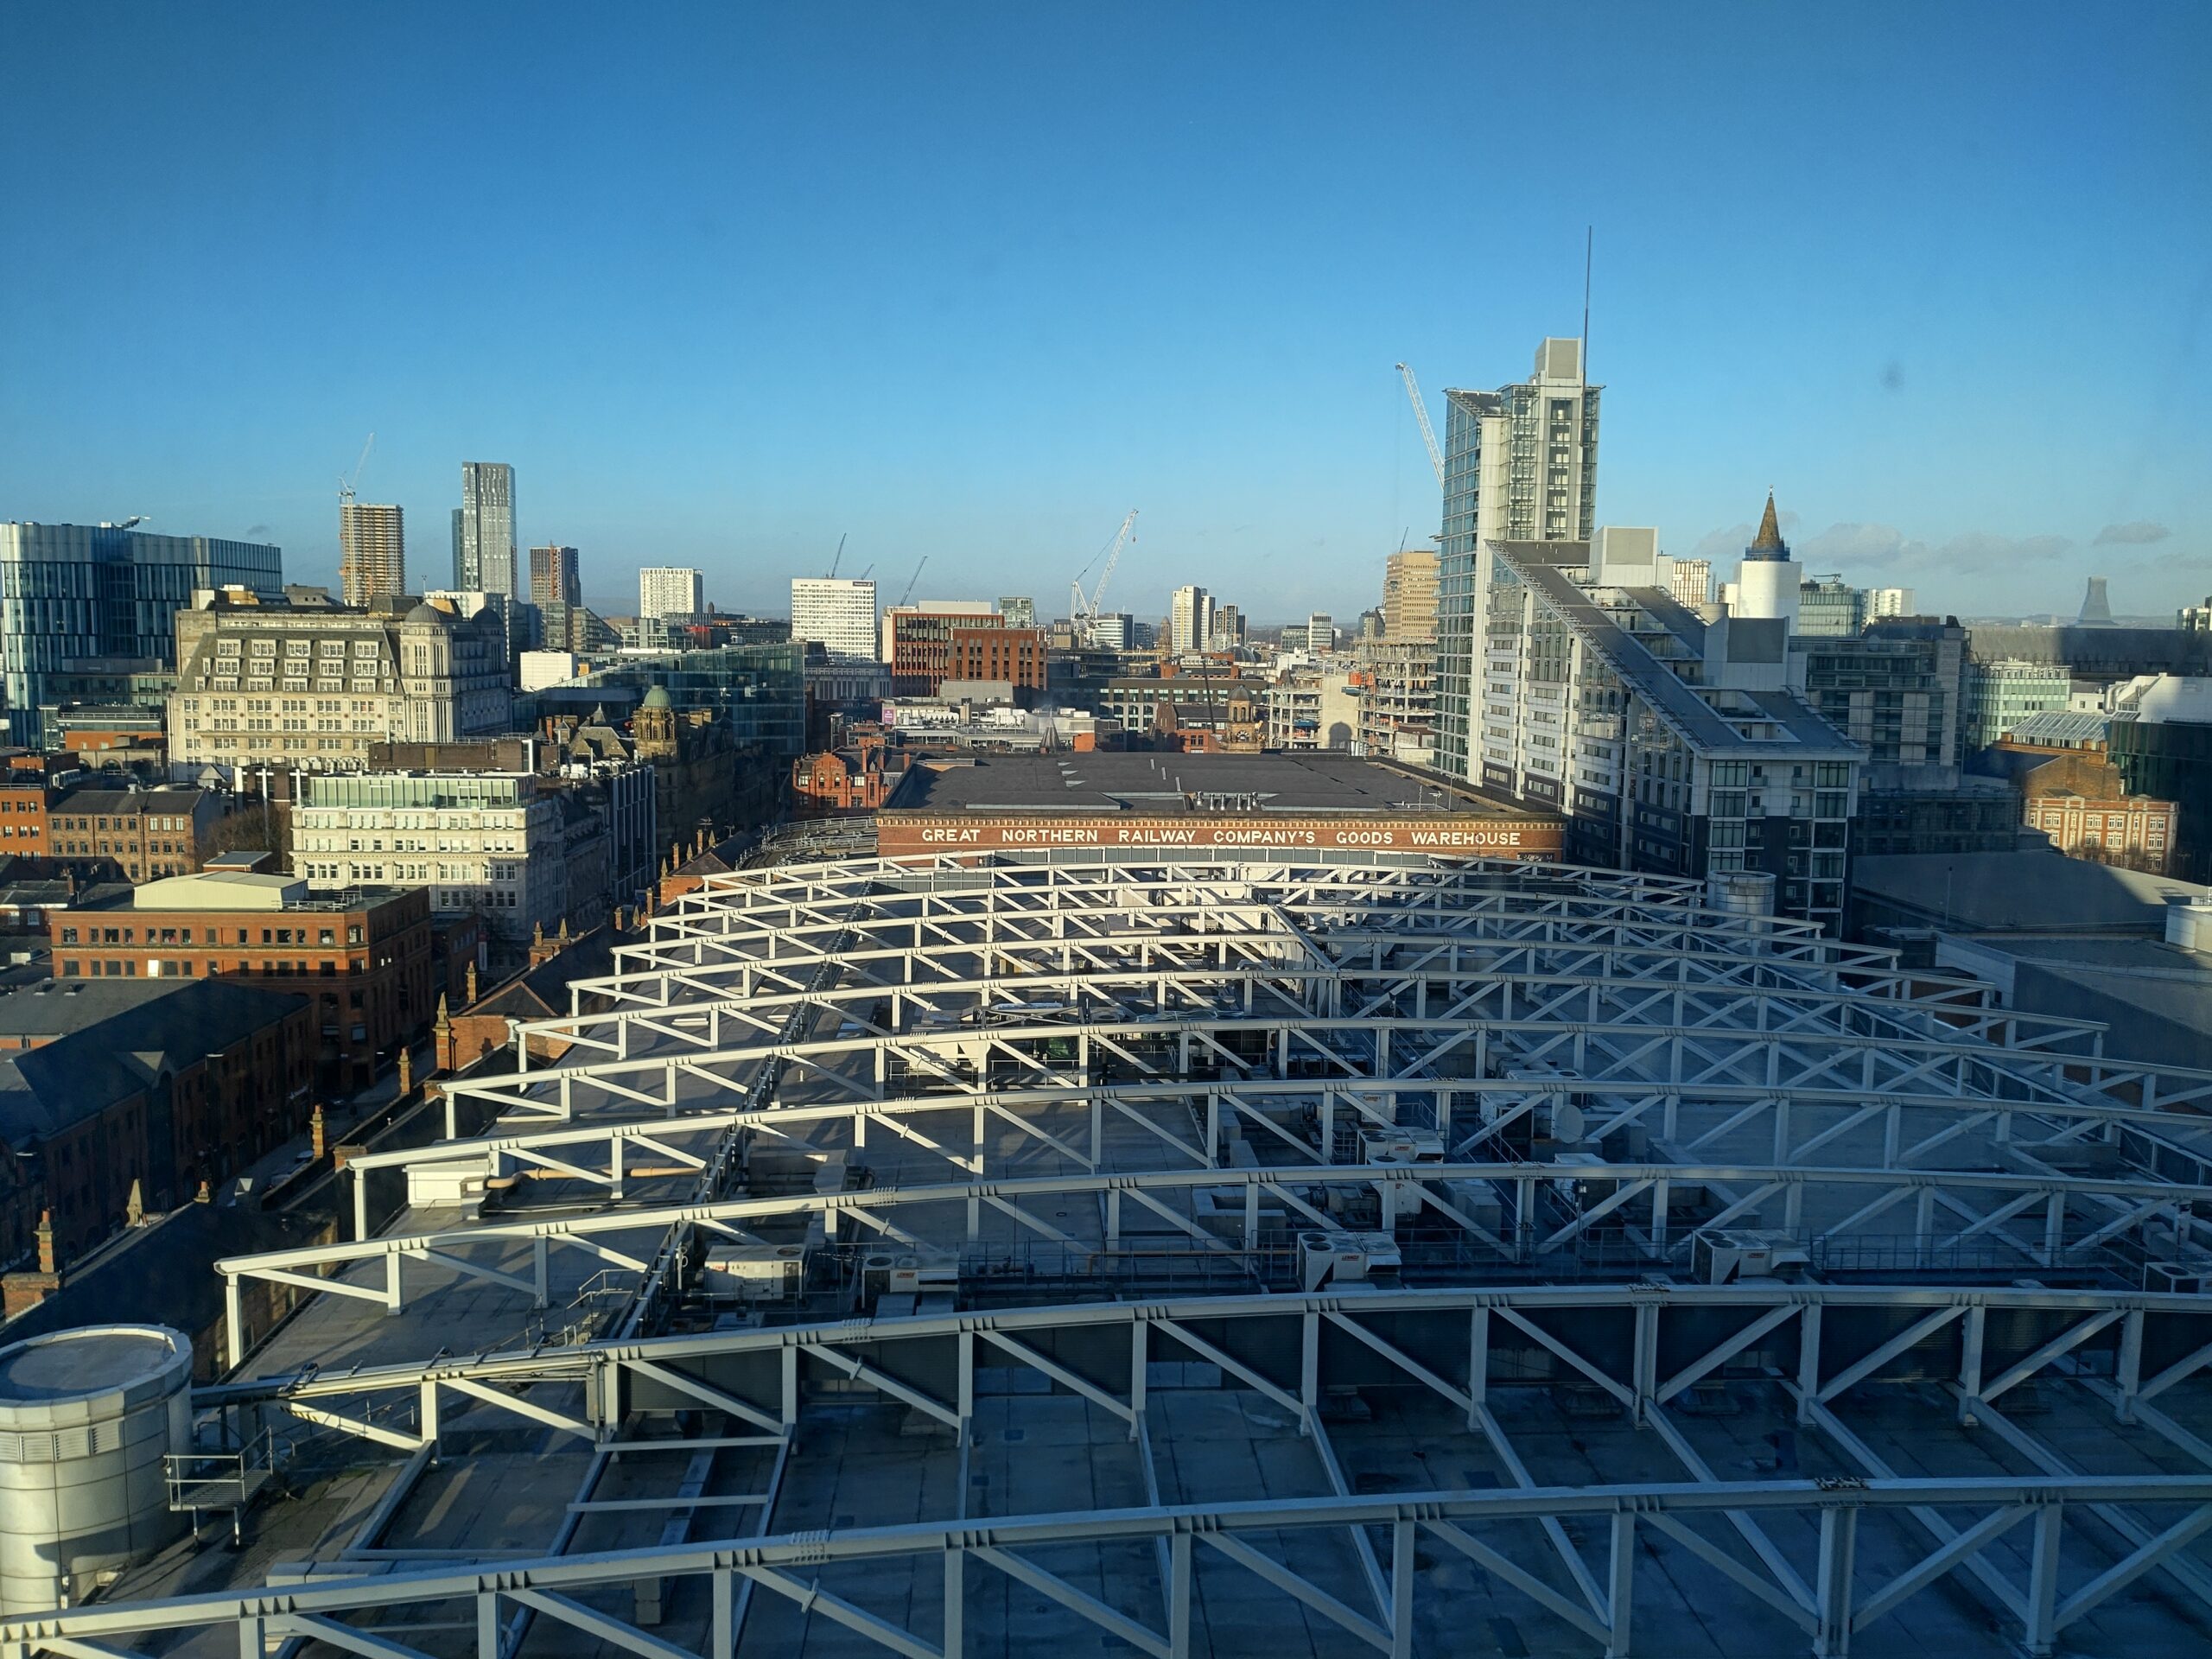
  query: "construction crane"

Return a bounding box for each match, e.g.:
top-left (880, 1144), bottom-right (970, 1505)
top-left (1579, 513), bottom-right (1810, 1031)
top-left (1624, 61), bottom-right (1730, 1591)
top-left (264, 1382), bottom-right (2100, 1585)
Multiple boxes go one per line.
top-left (1394, 365), bottom-right (1446, 489)
top-left (1070, 509), bottom-right (1138, 642)
top-left (897, 555), bottom-right (929, 608)
top-left (338, 433), bottom-right (377, 505)
top-left (826, 533), bottom-right (847, 579)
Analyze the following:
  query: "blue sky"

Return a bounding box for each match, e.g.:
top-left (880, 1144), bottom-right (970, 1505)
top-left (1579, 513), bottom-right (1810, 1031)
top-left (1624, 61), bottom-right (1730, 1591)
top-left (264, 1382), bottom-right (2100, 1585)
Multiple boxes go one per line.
top-left (3, 2), bottom-right (2207, 621)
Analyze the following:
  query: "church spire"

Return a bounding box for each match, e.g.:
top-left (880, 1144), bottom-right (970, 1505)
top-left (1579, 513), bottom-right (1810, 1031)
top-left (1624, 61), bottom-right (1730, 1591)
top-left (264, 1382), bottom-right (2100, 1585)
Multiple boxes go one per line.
top-left (1746, 491), bottom-right (1791, 560)
top-left (1753, 493), bottom-right (1783, 550)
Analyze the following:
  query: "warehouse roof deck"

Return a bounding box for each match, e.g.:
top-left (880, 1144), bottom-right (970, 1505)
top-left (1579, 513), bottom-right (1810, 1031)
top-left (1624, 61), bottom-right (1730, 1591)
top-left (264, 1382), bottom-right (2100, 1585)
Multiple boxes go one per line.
top-left (26, 853), bottom-right (2212, 1659)
top-left (889, 752), bottom-right (1525, 817)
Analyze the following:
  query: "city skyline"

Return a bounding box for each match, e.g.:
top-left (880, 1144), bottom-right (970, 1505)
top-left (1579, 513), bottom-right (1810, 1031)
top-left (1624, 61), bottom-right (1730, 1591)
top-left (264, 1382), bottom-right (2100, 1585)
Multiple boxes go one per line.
top-left (3, 4), bottom-right (2206, 621)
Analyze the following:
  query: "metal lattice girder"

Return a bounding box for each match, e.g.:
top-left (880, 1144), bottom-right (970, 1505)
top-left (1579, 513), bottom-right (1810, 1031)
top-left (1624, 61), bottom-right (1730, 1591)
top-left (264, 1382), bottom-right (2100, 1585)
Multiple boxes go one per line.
top-left (605, 853), bottom-right (2212, 1109)
top-left (448, 1009), bottom-right (2212, 1178)
top-left (493, 984), bottom-right (2113, 1094)
top-left (13, 1478), bottom-right (2212, 1659)
top-left (222, 1159), bottom-right (2212, 1311)
top-left (367, 1073), bottom-right (2212, 1203)
top-left (520, 943), bottom-right (2067, 1053)
top-left (200, 1281), bottom-right (2212, 1444)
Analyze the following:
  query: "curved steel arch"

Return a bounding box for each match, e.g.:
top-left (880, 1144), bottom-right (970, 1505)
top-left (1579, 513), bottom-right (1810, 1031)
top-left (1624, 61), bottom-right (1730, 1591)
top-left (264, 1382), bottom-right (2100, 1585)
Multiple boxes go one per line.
top-left (73, 850), bottom-right (2212, 1658)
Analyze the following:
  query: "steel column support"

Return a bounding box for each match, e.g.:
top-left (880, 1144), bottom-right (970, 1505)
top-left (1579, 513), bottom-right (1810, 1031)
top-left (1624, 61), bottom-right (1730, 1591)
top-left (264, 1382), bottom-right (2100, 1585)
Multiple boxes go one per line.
top-left (943, 1547), bottom-right (963, 1659)
top-left (2024, 1503), bottom-right (2063, 1658)
top-left (1814, 1504), bottom-right (1856, 1656)
top-left (1605, 1510), bottom-right (1636, 1658)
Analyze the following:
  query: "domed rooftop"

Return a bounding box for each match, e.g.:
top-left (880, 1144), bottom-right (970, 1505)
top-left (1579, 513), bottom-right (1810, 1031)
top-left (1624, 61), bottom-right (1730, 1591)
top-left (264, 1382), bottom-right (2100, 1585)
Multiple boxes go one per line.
top-left (404, 601), bottom-right (454, 627)
top-left (639, 685), bottom-right (673, 710)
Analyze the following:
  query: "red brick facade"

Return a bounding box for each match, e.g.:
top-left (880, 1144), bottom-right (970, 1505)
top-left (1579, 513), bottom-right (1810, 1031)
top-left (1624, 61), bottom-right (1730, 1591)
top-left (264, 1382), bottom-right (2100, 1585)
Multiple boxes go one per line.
top-left (50, 888), bottom-right (434, 1092)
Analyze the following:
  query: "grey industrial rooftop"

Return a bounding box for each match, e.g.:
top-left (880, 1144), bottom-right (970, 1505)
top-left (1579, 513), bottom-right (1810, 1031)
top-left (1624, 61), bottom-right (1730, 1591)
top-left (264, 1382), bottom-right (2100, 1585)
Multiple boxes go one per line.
top-left (1853, 848), bottom-right (2209, 932)
top-left (11, 849), bottom-right (2212, 1659)
top-left (890, 752), bottom-right (1523, 816)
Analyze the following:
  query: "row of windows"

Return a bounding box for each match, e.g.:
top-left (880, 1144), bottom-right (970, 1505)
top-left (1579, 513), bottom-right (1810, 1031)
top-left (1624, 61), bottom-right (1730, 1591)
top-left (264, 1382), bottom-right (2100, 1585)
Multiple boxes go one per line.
top-left (61, 957), bottom-right (368, 978)
top-left (219, 638), bottom-right (382, 658)
top-left (48, 813), bottom-right (196, 831)
top-left (60, 923), bottom-right (365, 945)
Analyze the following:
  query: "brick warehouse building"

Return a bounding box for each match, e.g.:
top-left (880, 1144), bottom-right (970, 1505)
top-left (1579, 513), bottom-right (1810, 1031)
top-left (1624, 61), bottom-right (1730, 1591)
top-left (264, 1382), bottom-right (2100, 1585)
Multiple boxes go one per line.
top-left (44, 783), bottom-right (231, 880)
top-left (48, 869), bottom-right (432, 1092)
top-left (874, 751), bottom-right (1561, 860)
top-left (0, 750), bottom-right (83, 858)
top-left (0, 977), bottom-right (313, 1270)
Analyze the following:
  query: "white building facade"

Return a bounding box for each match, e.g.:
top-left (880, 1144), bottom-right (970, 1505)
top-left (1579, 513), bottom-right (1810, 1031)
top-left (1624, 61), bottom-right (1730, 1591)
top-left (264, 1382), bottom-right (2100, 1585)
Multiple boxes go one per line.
top-left (791, 577), bottom-right (880, 662)
top-left (1168, 586), bottom-right (1213, 653)
top-left (639, 568), bottom-right (706, 620)
top-left (1868, 586), bottom-right (1916, 620)
top-left (293, 772), bottom-right (566, 949)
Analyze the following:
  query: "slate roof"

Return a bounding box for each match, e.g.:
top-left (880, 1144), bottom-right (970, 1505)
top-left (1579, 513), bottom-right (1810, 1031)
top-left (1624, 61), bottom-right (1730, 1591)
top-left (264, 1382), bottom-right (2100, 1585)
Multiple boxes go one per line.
top-left (0, 978), bottom-right (305, 1147)
top-left (469, 927), bottom-right (620, 1023)
top-left (0, 1202), bottom-right (322, 1355)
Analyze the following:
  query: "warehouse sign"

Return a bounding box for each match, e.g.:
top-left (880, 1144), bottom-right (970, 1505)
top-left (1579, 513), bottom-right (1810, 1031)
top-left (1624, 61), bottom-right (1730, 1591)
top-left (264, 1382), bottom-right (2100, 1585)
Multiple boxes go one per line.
top-left (877, 813), bottom-right (1562, 859)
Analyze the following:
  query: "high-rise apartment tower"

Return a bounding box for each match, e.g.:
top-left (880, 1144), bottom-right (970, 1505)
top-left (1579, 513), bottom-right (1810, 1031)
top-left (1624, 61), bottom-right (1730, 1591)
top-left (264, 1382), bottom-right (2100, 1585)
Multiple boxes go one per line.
top-left (1669, 557), bottom-right (1714, 610)
top-left (451, 462), bottom-right (518, 596)
top-left (1435, 337), bottom-right (1602, 781)
top-left (531, 545), bottom-right (582, 609)
top-left (1382, 548), bottom-right (1439, 639)
top-left (339, 503), bottom-right (405, 609)
top-left (1168, 586), bottom-right (1213, 653)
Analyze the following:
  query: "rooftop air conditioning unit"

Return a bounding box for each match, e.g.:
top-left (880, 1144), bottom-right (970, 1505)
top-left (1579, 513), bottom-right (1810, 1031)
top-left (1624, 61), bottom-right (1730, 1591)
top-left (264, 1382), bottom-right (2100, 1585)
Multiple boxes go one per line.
top-left (1694, 1228), bottom-right (1810, 1286)
top-left (702, 1243), bottom-right (809, 1301)
top-left (406, 1158), bottom-right (490, 1209)
top-left (1298, 1229), bottom-right (1402, 1292)
top-left (1358, 1127), bottom-right (1445, 1165)
top-left (860, 1251), bottom-right (959, 1305)
top-left (2144, 1262), bottom-right (2212, 1296)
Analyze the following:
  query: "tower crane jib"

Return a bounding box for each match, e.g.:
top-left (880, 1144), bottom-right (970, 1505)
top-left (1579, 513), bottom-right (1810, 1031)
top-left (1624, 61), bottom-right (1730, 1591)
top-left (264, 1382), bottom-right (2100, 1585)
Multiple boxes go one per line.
top-left (1071, 509), bottom-right (1139, 640)
top-left (1395, 365), bottom-right (1446, 489)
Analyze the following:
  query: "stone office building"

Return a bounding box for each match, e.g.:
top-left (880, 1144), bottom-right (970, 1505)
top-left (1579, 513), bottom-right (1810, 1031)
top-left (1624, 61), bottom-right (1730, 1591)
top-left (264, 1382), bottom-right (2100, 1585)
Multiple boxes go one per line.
top-left (292, 772), bottom-right (568, 955)
top-left (168, 590), bottom-right (511, 773)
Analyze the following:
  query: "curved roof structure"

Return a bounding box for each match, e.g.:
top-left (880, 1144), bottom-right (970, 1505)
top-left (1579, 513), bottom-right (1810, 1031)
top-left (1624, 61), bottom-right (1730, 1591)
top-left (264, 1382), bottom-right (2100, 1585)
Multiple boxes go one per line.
top-left (25, 852), bottom-right (2212, 1659)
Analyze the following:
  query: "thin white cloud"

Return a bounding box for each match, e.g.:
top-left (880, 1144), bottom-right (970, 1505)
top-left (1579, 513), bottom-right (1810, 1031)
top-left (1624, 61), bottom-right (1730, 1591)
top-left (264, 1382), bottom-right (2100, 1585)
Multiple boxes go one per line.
top-left (1691, 519), bottom-right (2074, 577)
top-left (1796, 522), bottom-right (1925, 570)
top-left (2094, 520), bottom-right (2171, 546)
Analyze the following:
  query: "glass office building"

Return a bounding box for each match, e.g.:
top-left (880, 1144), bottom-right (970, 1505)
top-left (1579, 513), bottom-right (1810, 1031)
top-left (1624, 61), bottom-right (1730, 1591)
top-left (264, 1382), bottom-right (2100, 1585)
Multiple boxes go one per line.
top-left (564, 642), bottom-right (806, 757)
top-left (0, 522), bottom-right (283, 747)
